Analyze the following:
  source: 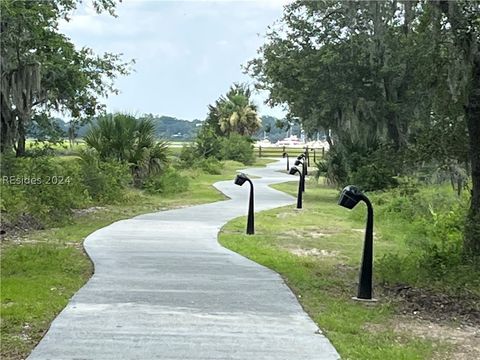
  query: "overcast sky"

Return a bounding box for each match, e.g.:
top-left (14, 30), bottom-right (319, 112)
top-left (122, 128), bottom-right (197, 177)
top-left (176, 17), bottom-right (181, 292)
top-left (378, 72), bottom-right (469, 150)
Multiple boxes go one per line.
top-left (59, 0), bottom-right (289, 120)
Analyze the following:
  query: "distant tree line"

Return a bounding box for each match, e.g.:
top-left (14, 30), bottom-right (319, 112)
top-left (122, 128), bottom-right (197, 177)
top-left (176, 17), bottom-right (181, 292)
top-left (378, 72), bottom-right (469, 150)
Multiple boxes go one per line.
top-left (25, 114), bottom-right (290, 142)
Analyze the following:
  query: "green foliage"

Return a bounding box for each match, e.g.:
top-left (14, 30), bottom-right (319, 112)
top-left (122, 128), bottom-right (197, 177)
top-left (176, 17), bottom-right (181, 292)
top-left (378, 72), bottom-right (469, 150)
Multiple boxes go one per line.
top-left (0, 156), bottom-right (90, 226)
top-left (349, 164), bottom-right (398, 192)
top-left (372, 185), bottom-right (476, 290)
top-left (206, 83), bottom-right (261, 136)
top-left (194, 125), bottom-right (222, 159)
top-left (0, 0), bottom-right (132, 155)
top-left (314, 160), bottom-right (327, 182)
top-left (144, 168), bottom-right (189, 195)
top-left (79, 149), bottom-right (131, 204)
top-left (248, 0), bottom-right (480, 256)
top-left (84, 113), bottom-right (169, 187)
top-left (178, 144), bottom-right (198, 167)
top-left (0, 151), bottom-right (133, 227)
top-left (180, 125), bottom-right (254, 168)
top-left (196, 157), bottom-right (224, 175)
top-left (322, 140), bottom-right (398, 191)
top-left (219, 133), bottom-right (255, 165)
top-left (323, 147), bottom-right (348, 187)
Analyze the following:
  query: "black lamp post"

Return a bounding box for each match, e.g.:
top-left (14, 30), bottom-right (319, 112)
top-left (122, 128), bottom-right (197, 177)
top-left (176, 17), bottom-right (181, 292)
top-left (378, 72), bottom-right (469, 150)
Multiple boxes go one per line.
top-left (234, 173), bottom-right (254, 235)
top-left (282, 152), bottom-right (289, 171)
top-left (294, 158), bottom-right (306, 192)
top-left (289, 166), bottom-right (303, 209)
top-left (338, 185), bottom-right (375, 301)
top-left (297, 154), bottom-right (307, 175)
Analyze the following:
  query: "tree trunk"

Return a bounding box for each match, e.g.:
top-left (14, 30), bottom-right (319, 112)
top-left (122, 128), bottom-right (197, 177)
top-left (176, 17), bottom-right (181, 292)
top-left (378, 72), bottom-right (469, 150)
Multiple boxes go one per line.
top-left (15, 116), bottom-right (26, 157)
top-left (1, 111), bottom-right (13, 152)
top-left (1, 93), bottom-right (16, 153)
top-left (464, 57), bottom-right (480, 256)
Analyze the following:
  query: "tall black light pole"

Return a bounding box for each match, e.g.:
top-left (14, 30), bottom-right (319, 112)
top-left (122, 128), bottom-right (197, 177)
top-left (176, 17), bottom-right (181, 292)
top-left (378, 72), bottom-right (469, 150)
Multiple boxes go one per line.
top-left (282, 152), bottom-right (290, 171)
top-left (289, 166), bottom-right (303, 209)
top-left (294, 158), bottom-right (306, 192)
top-left (297, 154), bottom-right (307, 175)
top-left (234, 173), bottom-right (255, 235)
top-left (338, 185), bottom-right (375, 301)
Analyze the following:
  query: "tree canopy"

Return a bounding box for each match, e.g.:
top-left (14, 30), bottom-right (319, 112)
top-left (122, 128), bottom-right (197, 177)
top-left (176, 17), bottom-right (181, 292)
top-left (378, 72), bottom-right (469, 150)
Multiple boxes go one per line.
top-left (0, 0), bottom-right (132, 156)
top-left (248, 0), bottom-right (480, 256)
top-left (205, 83), bottom-right (262, 137)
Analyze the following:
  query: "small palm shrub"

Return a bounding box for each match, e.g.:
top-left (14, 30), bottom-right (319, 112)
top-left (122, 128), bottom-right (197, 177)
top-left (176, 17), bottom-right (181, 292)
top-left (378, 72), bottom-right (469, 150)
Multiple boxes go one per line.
top-left (84, 113), bottom-right (169, 187)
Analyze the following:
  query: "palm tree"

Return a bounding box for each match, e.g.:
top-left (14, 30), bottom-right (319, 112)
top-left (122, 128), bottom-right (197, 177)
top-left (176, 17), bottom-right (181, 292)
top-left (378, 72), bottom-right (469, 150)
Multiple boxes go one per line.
top-left (84, 113), bottom-right (169, 187)
top-left (210, 84), bottom-right (262, 136)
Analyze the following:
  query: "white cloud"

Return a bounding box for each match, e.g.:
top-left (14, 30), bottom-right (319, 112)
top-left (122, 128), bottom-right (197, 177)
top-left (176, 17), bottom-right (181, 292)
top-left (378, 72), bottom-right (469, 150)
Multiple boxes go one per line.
top-left (58, 0), bottom-right (287, 119)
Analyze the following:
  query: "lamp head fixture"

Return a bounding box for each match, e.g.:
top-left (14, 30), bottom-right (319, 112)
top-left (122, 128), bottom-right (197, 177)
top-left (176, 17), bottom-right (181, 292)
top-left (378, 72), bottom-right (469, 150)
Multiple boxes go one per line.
top-left (289, 166), bottom-right (300, 176)
top-left (338, 185), bottom-right (363, 209)
top-left (234, 173), bottom-right (249, 186)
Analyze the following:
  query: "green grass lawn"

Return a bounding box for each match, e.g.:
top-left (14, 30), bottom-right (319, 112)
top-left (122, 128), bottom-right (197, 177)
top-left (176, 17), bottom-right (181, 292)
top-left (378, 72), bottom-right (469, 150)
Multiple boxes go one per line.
top-left (0, 158), bottom-right (272, 360)
top-left (3, 162), bottom-right (472, 360)
top-left (219, 181), bottom-right (457, 360)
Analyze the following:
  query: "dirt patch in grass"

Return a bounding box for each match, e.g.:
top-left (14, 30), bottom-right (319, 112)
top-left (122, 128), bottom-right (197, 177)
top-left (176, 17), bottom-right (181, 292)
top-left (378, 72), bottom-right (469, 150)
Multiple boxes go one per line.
top-left (383, 285), bottom-right (480, 326)
top-left (0, 214), bottom-right (45, 240)
top-left (351, 228), bottom-right (378, 239)
top-left (280, 228), bottom-right (340, 239)
top-left (288, 247), bottom-right (339, 257)
top-left (72, 206), bottom-right (107, 217)
top-left (366, 317), bottom-right (480, 360)
top-left (276, 211), bottom-right (301, 219)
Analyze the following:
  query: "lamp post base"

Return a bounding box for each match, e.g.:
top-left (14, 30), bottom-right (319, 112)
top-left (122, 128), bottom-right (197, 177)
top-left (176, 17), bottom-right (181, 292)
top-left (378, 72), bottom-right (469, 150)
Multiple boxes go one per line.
top-left (351, 296), bottom-right (378, 303)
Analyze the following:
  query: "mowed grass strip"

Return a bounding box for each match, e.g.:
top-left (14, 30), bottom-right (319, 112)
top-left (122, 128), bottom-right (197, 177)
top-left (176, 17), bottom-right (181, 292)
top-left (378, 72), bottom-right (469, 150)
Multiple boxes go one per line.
top-left (0, 158), bottom-right (272, 360)
top-left (219, 181), bottom-right (447, 360)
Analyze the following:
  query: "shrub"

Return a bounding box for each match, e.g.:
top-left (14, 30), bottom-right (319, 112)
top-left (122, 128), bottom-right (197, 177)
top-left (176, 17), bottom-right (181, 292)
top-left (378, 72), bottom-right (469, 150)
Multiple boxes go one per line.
top-left (373, 185), bottom-right (475, 292)
top-left (314, 160), bottom-right (328, 182)
top-left (197, 157), bottom-right (223, 175)
top-left (195, 125), bottom-right (222, 158)
top-left (219, 133), bottom-right (254, 165)
top-left (324, 146), bottom-right (348, 187)
top-left (80, 149), bottom-right (131, 204)
top-left (179, 145), bottom-right (197, 167)
top-left (349, 164), bottom-right (398, 191)
top-left (84, 113), bottom-right (169, 187)
top-left (144, 167), bottom-right (189, 195)
top-left (0, 156), bottom-right (90, 226)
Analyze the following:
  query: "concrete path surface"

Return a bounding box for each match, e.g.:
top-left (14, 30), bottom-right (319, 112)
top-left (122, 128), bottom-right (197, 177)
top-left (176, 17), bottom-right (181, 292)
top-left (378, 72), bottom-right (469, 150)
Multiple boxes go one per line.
top-left (28, 159), bottom-right (340, 360)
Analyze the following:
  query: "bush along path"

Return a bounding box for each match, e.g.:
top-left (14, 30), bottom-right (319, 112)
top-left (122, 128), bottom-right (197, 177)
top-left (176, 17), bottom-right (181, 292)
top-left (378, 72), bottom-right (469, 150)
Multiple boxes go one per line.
top-left (27, 159), bottom-right (340, 360)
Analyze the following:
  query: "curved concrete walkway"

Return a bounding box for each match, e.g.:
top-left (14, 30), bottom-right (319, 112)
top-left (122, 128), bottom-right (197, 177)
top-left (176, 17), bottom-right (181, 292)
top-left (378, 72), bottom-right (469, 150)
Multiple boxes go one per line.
top-left (28, 159), bottom-right (340, 360)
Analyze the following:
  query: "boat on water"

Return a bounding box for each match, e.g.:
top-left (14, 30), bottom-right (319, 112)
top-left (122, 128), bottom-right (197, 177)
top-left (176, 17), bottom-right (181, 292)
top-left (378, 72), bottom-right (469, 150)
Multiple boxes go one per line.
top-left (275, 135), bottom-right (303, 147)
